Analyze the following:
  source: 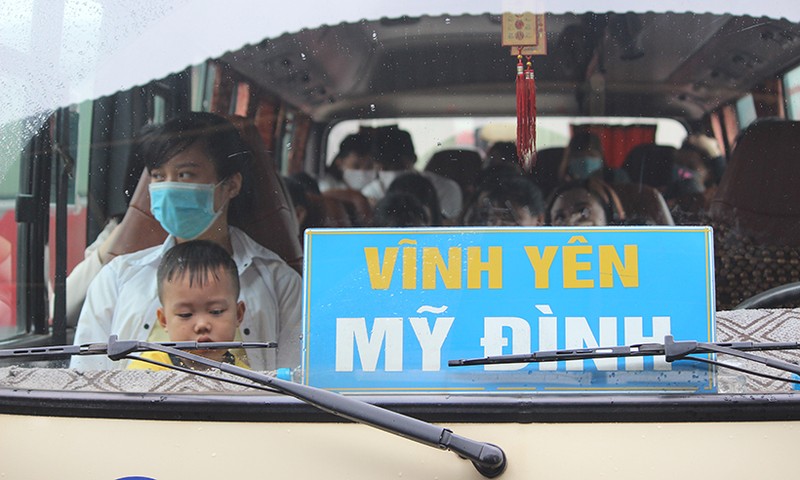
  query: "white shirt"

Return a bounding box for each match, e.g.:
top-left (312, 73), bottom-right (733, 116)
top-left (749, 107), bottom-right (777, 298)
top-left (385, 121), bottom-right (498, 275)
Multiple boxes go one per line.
top-left (70, 227), bottom-right (302, 371)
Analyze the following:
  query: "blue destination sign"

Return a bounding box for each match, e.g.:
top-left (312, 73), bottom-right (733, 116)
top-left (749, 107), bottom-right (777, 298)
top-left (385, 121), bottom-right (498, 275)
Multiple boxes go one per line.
top-left (302, 226), bottom-right (716, 394)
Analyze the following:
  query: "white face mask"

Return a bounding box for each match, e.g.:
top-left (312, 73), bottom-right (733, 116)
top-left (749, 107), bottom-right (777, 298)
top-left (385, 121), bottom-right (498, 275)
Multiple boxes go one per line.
top-left (377, 170), bottom-right (401, 188)
top-left (342, 169), bottom-right (375, 190)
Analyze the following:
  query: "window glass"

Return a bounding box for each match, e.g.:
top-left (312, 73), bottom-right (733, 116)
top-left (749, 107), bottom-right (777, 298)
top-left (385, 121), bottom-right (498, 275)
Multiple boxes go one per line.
top-left (736, 94), bottom-right (757, 129)
top-left (327, 117), bottom-right (686, 169)
top-left (784, 64), bottom-right (800, 120)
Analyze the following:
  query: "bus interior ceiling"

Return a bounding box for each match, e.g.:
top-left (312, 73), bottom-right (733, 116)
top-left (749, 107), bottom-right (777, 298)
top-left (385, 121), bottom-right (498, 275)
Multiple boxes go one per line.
top-left (217, 12), bottom-right (800, 124)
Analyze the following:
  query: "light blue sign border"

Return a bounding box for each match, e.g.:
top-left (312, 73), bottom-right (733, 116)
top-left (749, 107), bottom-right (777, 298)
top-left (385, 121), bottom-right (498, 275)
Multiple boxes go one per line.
top-left (302, 226), bottom-right (715, 394)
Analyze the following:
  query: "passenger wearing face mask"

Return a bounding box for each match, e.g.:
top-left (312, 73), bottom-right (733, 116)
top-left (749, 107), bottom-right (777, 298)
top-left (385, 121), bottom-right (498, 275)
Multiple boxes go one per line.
top-left (71, 113), bottom-right (302, 371)
top-left (558, 131), bottom-right (629, 185)
top-left (319, 133), bottom-right (376, 192)
top-left (361, 126), bottom-right (463, 220)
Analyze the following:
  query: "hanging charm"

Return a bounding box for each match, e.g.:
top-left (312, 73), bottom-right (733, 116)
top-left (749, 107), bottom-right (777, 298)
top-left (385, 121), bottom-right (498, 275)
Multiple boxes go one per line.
top-left (502, 13), bottom-right (547, 172)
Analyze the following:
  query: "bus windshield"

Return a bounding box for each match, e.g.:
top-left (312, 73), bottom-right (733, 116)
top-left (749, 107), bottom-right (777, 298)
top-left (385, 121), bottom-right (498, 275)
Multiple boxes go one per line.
top-left (2, 2), bottom-right (800, 397)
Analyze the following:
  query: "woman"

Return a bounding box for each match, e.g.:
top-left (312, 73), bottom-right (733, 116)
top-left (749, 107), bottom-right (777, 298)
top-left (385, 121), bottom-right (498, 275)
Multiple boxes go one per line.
top-left (546, 179), bottom-right (626, 226)
top-left (71, 113), bottom-right (302, 372)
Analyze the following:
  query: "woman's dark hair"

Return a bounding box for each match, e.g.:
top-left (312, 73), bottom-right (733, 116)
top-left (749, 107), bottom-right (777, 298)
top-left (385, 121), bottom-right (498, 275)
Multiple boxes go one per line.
top-left (156, 239), bottom-right (240, 302)
top-left (145, 112), bottom-right (252, 182)
top-left (387, 172), bottom-right (442, 226)
top-left (488, 177), bottom-right (545, 215)
top-left (372, 192), bottom-right (430, 227)
top-left (544, 178), bottom-right (625, 225)
top-left (145, 112), bottom-right (255, 221)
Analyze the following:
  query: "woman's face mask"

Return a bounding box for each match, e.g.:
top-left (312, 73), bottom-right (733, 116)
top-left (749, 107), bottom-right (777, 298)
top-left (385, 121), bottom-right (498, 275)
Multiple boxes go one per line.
top-left (149, 181), bottom-right (225, 239)
top-left (342, 169), bottom-right (375, 190)
top-left (568, 156), bottom-right (603, 180)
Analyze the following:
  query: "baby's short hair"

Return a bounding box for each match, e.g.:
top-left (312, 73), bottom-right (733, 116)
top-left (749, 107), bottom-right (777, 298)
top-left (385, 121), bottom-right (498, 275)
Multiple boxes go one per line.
top-left (157, 240), bottom-right (240, 301)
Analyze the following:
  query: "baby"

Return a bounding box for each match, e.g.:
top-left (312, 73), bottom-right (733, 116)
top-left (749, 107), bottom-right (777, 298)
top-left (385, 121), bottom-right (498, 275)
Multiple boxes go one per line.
top-left (128, 239), bottom-right (248, 370)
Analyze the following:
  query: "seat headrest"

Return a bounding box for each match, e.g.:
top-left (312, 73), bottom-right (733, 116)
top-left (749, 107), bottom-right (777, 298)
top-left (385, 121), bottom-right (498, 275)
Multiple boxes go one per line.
top-left (425, 149), bottom-right (482, 193)
top-left (612, 183), bottom-right (675, 226)
top-left (710, 120), bottom-right (800, 245)
top-left (622, 144), bottom-right (676, 190)
top-left (529, 147), bottom-right (564, 197)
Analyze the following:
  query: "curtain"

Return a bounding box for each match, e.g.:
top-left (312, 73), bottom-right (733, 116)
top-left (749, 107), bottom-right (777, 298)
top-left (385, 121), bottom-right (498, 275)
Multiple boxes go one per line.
top-left (571, 124), bottom-right (657, 168)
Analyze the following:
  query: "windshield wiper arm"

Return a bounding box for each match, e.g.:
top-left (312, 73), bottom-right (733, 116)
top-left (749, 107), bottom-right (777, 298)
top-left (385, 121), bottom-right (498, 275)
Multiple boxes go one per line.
top-left (0, 339), bottom-right (276, 360)
top-left (2, 336), bottom-right (507, 478)
top-left (449, 335), bottom-right (800, 384)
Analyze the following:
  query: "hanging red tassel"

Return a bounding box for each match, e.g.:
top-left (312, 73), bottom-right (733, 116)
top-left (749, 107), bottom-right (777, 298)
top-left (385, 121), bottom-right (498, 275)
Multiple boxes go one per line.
top-left (515, 51), bottom-right (537, 172)
top-left (524, 56), bottom-right (537, 171)
top-left (504, 13), bottom-right (545, 172)
top-left (515, 50), bottom-right (530, 170)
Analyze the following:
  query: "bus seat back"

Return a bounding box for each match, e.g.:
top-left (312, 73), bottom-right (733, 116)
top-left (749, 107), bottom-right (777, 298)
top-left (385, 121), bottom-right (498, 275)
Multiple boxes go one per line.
top-left (710, 120), bottom-right (800, 245)
top-left (322, 189), bottom-right (373, 226)
top-left (612, 183), bottom-right (675, 225)
top-left (622, 144), bottom-right (676, 191)
top-left (530, 147), bottom-right (564, 198)
top-left (425, 149), bottom-right (482, 196)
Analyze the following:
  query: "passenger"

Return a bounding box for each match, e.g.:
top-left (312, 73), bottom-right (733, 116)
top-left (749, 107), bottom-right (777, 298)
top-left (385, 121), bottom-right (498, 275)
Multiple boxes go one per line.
top-left (652, 142), bottom-right (715, 225)
top-left (558, 131), bottom-right (628, 184)
top-left (546, 179), bottom-right (626, 226)
top-left (372, 192), bottom-right (431, 227)
top-left (128, 240), bottom-right (249, 371)
top-left (290, 171), bottom-right (321, 196)
top-left (387, 172), bottom-right (442, 226)
top-left (484, 141), bottom-right (522, 171)
top-left (361, 126), bottom-right (463, 220)
top-left (464, 177), bottom-right (545, 227)
top-left (319, 132), bottom-right (375, 192)
top-left (71, 112), bottom-right (301, 371)
top-left (63, 125), bottom-right (155, 327)
top-left (683, 133), bottom-right (726, 186)
top-left (473, 162), bottom-right (525, 192)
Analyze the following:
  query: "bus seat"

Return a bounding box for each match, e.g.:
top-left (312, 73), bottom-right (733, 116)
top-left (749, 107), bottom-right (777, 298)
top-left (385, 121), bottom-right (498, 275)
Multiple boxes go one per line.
top-left (103, 169), bottom-right (168, 261)
top-left (710, 120), bottom-right (800, 245)
top-left (304, 194), bottom-right (353, 228)
top-left (529, 147), bottom-right (564, 198)
top-left (612, 183), bottom-right (675, 225)
top-left (322, 189), bottom-right (373, 226)
top-left (709, 120), bottom-right (800, 309)
top-left (622, 144), bottom-right (676, 191)
top-left (425, 149), bottom-right (482, 197)
top-left (105, 115), bottom-right (304, 275)
top-left (227, 116), bottom-right (303, 274)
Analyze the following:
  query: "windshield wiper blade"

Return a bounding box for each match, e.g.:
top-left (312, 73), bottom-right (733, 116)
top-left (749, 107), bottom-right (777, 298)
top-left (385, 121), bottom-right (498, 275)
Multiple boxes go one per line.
top-left (2, 336), bottom-right (507, 478)
top-left (0, 340), bottom-right (276, 360)
top-left (449, 335), bottom-right (800, 383)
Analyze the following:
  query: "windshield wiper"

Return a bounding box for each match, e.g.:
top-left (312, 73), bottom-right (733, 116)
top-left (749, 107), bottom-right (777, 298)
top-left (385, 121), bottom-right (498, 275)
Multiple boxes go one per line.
top-left (1, 336), bottom-right (507, 478)
top-left (449, 335), bottom-right (800, 385)
top-left (0, 340), bottom-right (276, 361)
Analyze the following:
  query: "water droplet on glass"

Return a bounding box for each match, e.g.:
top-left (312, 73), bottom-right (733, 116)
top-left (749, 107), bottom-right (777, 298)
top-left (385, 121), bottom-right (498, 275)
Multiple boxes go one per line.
top-left (445, 18), bottom-right (451, 25)
top-left (300, 52), bottom-right (306, 60)
top-left (370, 104), bottom-right (376, 112)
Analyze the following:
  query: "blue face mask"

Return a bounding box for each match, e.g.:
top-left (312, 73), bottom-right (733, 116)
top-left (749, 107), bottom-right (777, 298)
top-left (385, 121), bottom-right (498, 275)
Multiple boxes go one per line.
top-left (568, 156), bottom-right (603, 180)
top-left (149, 181), bottom-right (224, 240)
